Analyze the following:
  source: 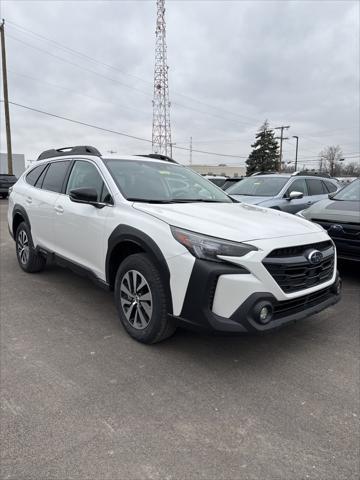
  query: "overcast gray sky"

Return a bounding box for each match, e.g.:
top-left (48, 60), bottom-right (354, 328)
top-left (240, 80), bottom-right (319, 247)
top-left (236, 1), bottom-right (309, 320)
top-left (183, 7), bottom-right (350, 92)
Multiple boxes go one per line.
top-left (0, 0), bottom-right (359, 168)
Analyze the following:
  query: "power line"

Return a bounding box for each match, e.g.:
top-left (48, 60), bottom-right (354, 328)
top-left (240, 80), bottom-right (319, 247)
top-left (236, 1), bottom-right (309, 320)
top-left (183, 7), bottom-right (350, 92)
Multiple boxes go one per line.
top-left (5, 19), bottom-right (260, 126)
top-left (4, 100), bottom-right (153, 144)
top-left (8, 68), bottom-right (150, 115)
top-left (2, 100), bottom-right (249, 159)
top-left (7, 34), bottom-right (256, 128)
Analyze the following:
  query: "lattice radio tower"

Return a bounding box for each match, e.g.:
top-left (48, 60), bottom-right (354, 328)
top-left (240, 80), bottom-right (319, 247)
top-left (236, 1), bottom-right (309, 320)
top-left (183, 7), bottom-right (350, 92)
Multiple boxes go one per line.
top-left (152, 0), bottom-right (172, 157)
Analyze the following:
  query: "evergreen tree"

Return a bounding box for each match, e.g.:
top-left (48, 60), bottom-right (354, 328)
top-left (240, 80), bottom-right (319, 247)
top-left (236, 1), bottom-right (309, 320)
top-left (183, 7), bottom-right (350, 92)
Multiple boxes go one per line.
top-left (246, 121), bottom-right (279, 175)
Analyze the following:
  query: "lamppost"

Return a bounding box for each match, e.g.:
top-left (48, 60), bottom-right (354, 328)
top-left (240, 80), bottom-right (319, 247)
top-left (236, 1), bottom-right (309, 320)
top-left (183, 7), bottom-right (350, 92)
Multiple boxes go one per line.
top-left (292, 136), bottom-right (299, 171)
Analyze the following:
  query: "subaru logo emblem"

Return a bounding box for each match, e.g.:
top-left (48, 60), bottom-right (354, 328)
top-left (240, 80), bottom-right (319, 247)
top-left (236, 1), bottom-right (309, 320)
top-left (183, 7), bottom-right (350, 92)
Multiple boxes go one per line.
top-left (329, 224), bottom-right (344, 235)
top-left (307, 249), bottom-right (323, 265)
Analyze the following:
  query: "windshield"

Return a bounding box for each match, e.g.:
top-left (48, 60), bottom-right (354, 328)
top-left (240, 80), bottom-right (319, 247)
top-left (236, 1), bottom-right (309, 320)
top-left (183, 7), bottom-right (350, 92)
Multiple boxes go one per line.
top-left (226, 176), bottom-right (289, 196)
top-left (333, 180), bottom-right (360, 201)
top-left (104, 159), bottom-right (233, 203)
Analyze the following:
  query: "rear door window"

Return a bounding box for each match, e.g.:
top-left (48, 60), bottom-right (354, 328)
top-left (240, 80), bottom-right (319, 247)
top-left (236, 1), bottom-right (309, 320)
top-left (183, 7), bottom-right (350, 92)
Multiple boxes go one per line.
top-left (41, 161), bottom-right (71, 193)
top-left (306, 179), bottom-right (326, 195)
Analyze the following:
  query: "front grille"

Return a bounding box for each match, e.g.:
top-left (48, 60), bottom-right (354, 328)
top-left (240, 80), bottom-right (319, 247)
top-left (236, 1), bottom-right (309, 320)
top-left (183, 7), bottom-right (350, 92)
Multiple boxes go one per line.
top-left (263, 242), bottom-right (335, 293)
top-left (313, 219), bottom-right (360, 242)
top-left (268, 240), bottom-right (332, 257)
top-left (273, 286), bottom-right (333, 319)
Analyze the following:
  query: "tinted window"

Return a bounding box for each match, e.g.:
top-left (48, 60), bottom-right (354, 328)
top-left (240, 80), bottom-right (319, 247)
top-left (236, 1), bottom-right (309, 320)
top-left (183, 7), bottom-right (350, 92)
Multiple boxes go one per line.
top-left (42, 161), bottom-right (70, 193)
top-left (66, 161), bottom-right (105, 202)
top-left (324, 180), bottom-right (337, 193)
top-left (306, 179), bottom-right (326, 196)
top-left (226, 176), bottom-right (289, 196)
top-left (26, 164), bottom-right (47, 186)
top-left (286, 179), bottom-right (307, 196)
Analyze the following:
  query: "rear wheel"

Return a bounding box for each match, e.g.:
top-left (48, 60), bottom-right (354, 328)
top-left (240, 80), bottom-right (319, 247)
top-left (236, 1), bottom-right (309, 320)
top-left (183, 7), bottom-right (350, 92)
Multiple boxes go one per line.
top-left (114, 253), bottom-right (176, 344)
top-left (15, 222), bottom-right (46, 273)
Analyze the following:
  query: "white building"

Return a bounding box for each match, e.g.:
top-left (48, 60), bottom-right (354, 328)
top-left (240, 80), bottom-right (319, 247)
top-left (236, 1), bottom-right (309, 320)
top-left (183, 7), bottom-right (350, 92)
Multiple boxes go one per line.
top-left (189, 164), bottom-right (246, 177)
top-left (0, 153), bottom-right (26, 178)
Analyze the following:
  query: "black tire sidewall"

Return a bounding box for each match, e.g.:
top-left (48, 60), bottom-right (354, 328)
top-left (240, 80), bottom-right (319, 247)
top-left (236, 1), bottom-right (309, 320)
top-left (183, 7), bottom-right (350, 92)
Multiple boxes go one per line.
top-left (114, 253), bottom-right (169, 343)
top-left (15, 222), bottom-right (45, 273)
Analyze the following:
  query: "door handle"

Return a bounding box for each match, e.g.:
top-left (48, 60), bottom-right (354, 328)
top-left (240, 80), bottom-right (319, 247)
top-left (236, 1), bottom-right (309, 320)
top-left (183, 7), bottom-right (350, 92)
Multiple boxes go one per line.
top-left (26, 196), bottom-right (32, 204)
top-left (54, 205), bottom-right (64, 214)
top-left (307, 201), bottom-right (312, 205)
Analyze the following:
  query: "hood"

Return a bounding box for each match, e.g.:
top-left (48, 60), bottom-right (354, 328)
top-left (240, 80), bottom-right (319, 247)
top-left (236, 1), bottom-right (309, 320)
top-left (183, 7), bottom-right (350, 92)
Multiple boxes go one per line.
top-left (302, 199), bottom-right (360, 223)
top-left (133, 202), bottom-right (323, 243)
top-left (229, 195), bottom-right (272, 205)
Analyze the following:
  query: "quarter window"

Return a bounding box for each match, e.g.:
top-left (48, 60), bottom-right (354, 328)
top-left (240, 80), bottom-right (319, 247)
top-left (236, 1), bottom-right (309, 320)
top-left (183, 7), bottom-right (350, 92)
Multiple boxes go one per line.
top-left (26, 164), bottom-right (47, 187)
top-left (306, 179), bottom-right (326, 196)
top-left (66, 160), bottom-right (109, 202)
top-left (41, 161), bottom-right (71, 193)
top-left (324, 180), bottom-right (337, 193)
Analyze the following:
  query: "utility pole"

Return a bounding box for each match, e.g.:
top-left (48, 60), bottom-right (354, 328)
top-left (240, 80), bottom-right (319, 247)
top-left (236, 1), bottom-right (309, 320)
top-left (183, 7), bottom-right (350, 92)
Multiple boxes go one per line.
top-left (275, 125), bottom-right (290, 172)
top-left (0, 19), bottom-right (13, 175)
top-left (292, 135), bottom-right (299, 171)
top-left (152, 0), bottom-right (172, 156)
top-left (189, 136), bottom-right (192, 165)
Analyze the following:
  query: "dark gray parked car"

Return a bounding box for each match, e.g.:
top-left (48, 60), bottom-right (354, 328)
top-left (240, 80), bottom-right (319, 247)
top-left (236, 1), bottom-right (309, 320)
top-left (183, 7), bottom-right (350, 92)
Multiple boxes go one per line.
top-left (227, 173), bottom-right (339, 214)
top-left (297, 179), bottom-right (360, 261)
top-left (0, 174), bottom-right (17, 198)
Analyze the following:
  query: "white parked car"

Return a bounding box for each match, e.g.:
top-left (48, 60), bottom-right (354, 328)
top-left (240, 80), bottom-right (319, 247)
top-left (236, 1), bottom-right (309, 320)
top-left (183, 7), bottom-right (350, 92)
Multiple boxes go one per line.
top-left (7, 146), bottom-right (341, 343)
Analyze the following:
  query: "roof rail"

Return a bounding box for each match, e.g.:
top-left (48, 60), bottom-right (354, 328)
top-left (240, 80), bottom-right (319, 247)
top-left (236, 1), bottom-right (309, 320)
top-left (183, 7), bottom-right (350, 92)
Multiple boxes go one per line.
top-left (251, 171), bottom-right (278, 176)
top-left (37, 146), bottom-right (102, 161)
top-left (136, 153), bottom-right (178, 164)
top-left (292, 171), bottom-right (331, 178)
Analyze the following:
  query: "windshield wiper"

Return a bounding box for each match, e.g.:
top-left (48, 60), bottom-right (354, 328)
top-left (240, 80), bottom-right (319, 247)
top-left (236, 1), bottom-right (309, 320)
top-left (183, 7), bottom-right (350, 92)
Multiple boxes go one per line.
top-left (127, 198), bottom-right (174, 203)
top-left (128, 197), bottom-right (228, 204)
top-left (169, 198), bottom-right (226, 203)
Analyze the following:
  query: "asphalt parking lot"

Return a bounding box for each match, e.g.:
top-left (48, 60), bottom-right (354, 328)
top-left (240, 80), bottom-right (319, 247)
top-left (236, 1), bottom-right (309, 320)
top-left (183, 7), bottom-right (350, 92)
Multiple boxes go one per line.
top-left (0, 199), bottom-right (359, 480)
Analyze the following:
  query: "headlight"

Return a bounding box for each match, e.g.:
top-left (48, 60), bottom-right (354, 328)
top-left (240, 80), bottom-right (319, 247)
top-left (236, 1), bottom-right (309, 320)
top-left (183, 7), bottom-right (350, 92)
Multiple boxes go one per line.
top-left (171, 226), bottom-right (257, 263)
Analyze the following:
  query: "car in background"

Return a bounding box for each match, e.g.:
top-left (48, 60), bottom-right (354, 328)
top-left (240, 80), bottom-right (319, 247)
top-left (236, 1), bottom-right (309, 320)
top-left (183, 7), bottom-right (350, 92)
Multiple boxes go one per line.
top-left (226, 173), bottom-right (340, 214)
top-left (297, 179), bottom-right (360, 261)
top-left (0, 174), bottom-right (17, 198)
top-left (221, 177), bottom-right (243, 191)
top-left (203, 175), bottom-right (228, 187)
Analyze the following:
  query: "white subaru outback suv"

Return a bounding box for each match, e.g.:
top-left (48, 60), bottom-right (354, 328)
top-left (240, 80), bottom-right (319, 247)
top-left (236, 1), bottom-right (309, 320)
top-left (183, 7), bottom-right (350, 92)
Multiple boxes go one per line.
top-left (8, 146), bottom-right (341, 343)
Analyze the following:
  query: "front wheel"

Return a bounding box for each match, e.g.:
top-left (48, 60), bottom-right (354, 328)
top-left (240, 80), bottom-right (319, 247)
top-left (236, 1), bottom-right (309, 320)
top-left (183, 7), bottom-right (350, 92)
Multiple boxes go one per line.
top-left (15, 222), bottom-right (46, 273)
top-left (114, 253), bottom-right (176, 344)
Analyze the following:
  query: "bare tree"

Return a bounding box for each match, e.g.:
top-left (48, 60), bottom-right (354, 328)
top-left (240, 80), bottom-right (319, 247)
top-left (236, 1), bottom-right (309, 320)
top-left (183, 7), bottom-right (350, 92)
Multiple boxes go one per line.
top-left (318, 146), bottom-right (343, 176)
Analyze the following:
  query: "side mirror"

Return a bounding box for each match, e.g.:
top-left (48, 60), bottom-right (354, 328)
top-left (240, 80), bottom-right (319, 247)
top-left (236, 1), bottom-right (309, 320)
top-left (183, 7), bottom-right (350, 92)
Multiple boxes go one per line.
top-left (328, 192), bottom-right (335, 199)
top-left (69, 187), bottom-right (99, 206)
top-left (288, 191), bottom-right (304, 200)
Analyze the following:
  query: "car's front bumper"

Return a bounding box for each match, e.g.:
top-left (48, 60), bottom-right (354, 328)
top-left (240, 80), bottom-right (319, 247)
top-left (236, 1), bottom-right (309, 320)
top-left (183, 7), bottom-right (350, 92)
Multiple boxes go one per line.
top-left (168, 231), bottom-right (341, 333)
top-left (171, 261), bottom-right (341, 333)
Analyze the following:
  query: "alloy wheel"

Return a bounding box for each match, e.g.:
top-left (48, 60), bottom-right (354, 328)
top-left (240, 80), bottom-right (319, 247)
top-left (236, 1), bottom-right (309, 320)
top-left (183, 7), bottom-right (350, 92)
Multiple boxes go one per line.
top-left (120, 270), bottom-right (153, 330)
top-left (17, 230), bottom-right (30, 265)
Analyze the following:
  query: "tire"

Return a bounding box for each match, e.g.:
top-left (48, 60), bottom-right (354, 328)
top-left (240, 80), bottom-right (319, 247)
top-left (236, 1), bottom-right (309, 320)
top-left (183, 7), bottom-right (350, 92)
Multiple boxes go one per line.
top-left (114, 253), bottom-right (176, 344)
top-left (15, 222), bottom-right (46, 273)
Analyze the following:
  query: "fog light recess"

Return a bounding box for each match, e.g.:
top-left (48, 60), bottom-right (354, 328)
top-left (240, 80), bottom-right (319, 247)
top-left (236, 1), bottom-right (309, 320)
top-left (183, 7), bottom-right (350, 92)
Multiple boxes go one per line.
top-left (254, 301), bottom-right (273, 325)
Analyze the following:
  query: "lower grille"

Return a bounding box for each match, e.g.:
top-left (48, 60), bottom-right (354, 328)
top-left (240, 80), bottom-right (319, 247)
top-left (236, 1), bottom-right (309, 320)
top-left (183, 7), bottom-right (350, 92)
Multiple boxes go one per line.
top-left (263, 242), bottom-right (335, 293)
top-left (273, 286), bottom-right (333, 319)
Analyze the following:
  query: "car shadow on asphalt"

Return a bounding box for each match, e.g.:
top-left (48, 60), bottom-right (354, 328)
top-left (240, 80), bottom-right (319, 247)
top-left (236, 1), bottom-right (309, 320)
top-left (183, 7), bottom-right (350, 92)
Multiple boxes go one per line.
top-left (38, 259), bottom-right (359, 368)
